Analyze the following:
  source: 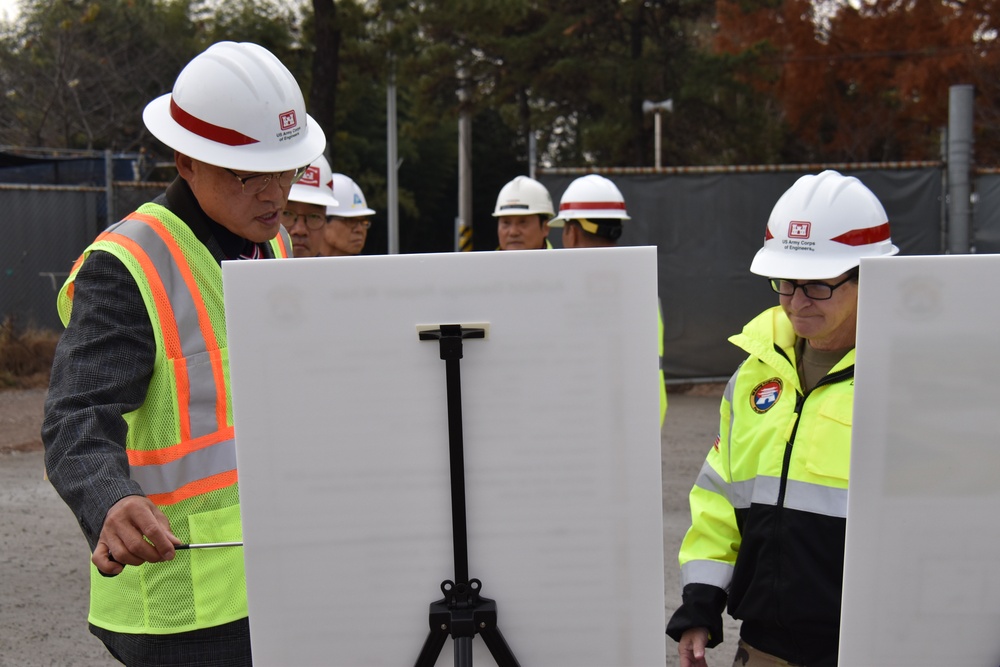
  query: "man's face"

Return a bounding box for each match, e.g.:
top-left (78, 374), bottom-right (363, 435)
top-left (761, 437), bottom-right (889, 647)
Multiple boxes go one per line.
top-left (281, 201), bottom-right (327, 257)
top-left (497, 214), bottom-right (548, 250)
top-left (177, 154), bottom-right (293, 244)
top-left (778, 271), bottom-right (860, 351)
top-left (318, 216), bottom-right (369, 256)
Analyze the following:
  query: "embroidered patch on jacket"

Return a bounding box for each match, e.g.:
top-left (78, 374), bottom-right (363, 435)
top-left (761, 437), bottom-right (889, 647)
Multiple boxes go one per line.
top-left (750, 378), bottom-right (782, 413)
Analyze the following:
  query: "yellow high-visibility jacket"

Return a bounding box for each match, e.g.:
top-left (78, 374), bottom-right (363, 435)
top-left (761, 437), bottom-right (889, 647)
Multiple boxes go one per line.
top-left (667, 306), bottom-right (853, 665)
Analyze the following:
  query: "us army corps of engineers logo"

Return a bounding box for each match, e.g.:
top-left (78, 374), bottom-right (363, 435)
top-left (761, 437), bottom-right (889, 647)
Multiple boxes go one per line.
top-left (750, 378), bottom-right (782, 414)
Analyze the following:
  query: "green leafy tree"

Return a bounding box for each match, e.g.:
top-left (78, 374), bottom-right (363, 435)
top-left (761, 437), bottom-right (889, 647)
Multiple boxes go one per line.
top-left (0, 0), bottom-right (198, 150)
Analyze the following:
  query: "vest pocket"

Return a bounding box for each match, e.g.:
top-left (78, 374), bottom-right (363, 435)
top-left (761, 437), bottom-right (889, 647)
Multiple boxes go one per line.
top-left (188, 504), bottom-right (248, 622)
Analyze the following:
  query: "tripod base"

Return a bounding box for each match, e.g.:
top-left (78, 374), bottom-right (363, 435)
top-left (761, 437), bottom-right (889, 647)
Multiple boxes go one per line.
top-left (414, 580), bottom-right (520, 667)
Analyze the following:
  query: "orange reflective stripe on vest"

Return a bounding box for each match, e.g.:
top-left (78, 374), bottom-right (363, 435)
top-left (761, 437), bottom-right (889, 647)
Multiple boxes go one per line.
top-left (106, 213), bottom-right (232, 504)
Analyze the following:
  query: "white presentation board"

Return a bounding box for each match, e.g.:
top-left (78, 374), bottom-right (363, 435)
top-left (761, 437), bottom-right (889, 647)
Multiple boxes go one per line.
top-left (841, 254), bottom-right (1000, 666)
top-left (222, 247), bottom-right (665, 666)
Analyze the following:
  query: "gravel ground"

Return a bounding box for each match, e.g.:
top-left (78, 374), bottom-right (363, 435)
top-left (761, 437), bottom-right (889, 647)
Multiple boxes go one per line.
top-left (0, 387), bottom-right (741, 667)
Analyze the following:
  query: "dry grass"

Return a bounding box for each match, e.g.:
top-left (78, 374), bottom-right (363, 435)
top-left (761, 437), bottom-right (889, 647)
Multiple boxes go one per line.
top-left (0, 317), bottom-right (59, 390)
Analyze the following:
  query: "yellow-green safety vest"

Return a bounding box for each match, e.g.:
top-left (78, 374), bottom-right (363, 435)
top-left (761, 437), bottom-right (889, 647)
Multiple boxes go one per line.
top-left (57, 203), bottom-right (291, 634)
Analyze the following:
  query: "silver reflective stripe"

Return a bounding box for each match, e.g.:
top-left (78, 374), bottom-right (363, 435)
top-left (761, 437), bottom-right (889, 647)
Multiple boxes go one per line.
top-left (783, 478), bottom-right (848, 518)
top-left (749, 475), bottom-right (847, 518)
top-left (130, 438), bottom-right (236, 496)
top-left (680, 559), bottom-right (734, 589)
top-left (694, 461), bottom-right (755, 510)
top-left (694, 460), bottom-right (727, 496)
top-left (186, 355), bottom-right (221, 439)
top-left (751, 475), bottom-right (781, 506)
top-left (729, 478), bottom-right (755, 509)
top-left (111, 216), bottom-right (222, 439)
top-left (118, 220), bottom-right (209, 357)
top-left (723, 366), bottom-right (739, 483)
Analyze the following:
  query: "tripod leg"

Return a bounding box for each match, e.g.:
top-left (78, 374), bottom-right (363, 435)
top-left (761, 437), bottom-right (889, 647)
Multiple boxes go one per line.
top-left (479, 624), bottom-right (521, 667)
top-left (414, 625), bottom-right (448, 667)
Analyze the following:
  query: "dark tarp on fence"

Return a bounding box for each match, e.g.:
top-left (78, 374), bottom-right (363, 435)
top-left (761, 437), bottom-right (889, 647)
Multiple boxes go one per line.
top-left (0, 166), bottom-right (949, 378)
top-left (974, 173), bottom-right (1000, 254)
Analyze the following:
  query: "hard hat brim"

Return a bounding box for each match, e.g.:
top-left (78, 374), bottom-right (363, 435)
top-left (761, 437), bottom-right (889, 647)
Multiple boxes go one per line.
top-left (550, 211), bottom-right (630, 226)
top-left (288, 183), bottom-right (338, 208)
top-left (143, 93), bottom-right (327, 173)
top-left (749, 244), bottom-right (899, 280)
top-left (326, 206), bottom-right (375, 218)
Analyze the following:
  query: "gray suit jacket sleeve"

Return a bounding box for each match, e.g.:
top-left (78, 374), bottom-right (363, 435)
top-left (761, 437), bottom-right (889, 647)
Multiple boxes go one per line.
top-left (41, 250), bottom-right (156, 552)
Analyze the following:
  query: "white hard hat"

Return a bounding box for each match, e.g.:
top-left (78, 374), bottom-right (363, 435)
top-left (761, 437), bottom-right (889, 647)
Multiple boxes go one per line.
top-left (327, 173), bottom-right (375, 217)
top-left (142, 41), bottom-right (326, 172)
top-left (750, 170), bottom-right (899, 280)
top-left (492, 176), bottom-right (555, 218)
top-left (549, 174), bottom-right (630, 225)
top-left (288, 155), bottom-right (339, 207)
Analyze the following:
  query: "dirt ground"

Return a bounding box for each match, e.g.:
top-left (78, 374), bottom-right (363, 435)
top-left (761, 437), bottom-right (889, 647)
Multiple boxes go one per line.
top-left (0, 386), bottom-right (742, 667)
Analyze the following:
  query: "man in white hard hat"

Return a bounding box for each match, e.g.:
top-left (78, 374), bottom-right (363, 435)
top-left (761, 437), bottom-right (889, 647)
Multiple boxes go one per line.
top-left (493, 175), bottom-right (554, 250)
top-left (317, 172), bottom-right (375, 256)
top-left (42, 41), bottom-right (325, 666)
top-left (281, 154), bottom-right (339, 257)
top-left (550, 174), bottom-right (667, 425)
top-left (666, 170), bottom-right (899, 667)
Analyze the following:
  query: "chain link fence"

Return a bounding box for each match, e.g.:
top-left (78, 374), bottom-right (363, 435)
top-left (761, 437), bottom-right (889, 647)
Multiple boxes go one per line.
top-left (1, 180), bottom-right (167, 332)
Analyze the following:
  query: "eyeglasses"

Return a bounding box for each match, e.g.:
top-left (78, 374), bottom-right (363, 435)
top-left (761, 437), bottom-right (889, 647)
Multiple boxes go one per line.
top-left (225, 165), bottom-right (309, 195)
top-left (331, 218), bottom-right (371, 230)
top-left (280, 210), bottom-right (326, 230)
top-left (769, 274), bottom-right (856, 300)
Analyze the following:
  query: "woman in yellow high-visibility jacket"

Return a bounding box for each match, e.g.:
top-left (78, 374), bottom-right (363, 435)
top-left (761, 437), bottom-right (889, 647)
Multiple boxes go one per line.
top-left (667, 170), bottom-right (898, 667)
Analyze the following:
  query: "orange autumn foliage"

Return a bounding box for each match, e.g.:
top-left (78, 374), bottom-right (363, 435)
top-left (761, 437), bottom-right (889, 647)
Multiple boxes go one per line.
top-left (716, 0), bottom-right (1000, 163)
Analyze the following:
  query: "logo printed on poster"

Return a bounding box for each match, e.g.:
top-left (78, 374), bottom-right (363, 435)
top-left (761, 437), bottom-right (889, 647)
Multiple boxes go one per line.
top-left (298, 166), bottom-right (320, 187)
top-left (279, 110), bottom-right (297, 131)
top-left (750, 378), bottom-right (782, 413)
top-left (788, 221), bottom-right (811, 239)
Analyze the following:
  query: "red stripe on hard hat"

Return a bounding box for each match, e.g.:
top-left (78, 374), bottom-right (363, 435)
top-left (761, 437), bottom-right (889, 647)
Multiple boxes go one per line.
top-left (170, 98), bottom-right (260, 146)
top-left (764, 227), bottom-right (774, 241)
top-left (831, 222), bottom-right (890, 246)
top-left (559, 201), bottom-right (627, 211)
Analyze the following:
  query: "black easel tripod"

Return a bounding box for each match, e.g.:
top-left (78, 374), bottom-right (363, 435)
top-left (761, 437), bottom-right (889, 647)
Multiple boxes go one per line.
top-left (414, 324), bottom-right (521, 667)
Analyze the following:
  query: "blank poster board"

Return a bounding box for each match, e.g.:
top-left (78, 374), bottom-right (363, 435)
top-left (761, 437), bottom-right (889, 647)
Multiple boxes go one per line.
top-left (841, 254), bottom-right (1000, 666)
top-left (222, 247), bottom-right (665, 667)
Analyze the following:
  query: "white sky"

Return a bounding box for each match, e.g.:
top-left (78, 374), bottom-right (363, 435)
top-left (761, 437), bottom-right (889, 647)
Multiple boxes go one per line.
top-left (0, 0), bottom-right (18, 22)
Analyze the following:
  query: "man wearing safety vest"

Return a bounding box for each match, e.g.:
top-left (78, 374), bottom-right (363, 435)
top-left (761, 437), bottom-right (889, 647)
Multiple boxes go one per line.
top-left (281, 154), bottom-right (340, 258)
top-left (493, 175), bottom-right (555, 250)
top-left (666, 170), bottom-right (899, 666)
top-left (41, 42), bottom-right (325, 666)
top-left (549, 173), bottom-right (667, 425)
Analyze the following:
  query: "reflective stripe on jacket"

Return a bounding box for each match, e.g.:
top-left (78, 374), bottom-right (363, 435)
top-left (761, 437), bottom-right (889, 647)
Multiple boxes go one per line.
top-left (57, 203), bottom-right (290, 634)
top-left (675, 306), bottom-right (853, 662)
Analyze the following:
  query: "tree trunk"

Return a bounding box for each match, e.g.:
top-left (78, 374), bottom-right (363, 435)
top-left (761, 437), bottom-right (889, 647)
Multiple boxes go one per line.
top-left (310, 0), bottom-right (341, 162)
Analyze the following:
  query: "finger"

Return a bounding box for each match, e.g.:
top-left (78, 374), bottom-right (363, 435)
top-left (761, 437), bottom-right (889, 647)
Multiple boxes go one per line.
top-left (140, 508), bottom-right (179, 559)
top-left (92, 540), bottom-right (125, 577)
top-left (104, 498), bottom-right (177, 563)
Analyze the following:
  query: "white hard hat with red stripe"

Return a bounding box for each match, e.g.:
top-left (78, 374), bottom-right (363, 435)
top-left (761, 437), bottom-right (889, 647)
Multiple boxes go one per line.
top-left (327, 173), bottom-right (375, 217)
top-left (142, 41), bottom-right (326, 172)
top-left (492, 176), bottom-right (554, 218)
top-left (750, 170), bottom-right (899, 280)
top-left (549, 174), bottom-right (630, 225)
top-left (288, 155), bottom-right (339, 207)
